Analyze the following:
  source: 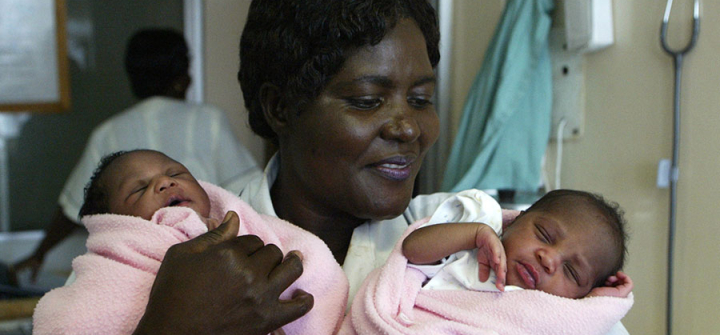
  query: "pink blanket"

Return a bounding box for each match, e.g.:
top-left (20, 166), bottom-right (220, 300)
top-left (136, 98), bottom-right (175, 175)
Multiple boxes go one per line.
top-left (33, 182), bottom-right (348, 335)
top-left (339, 218), bottom-right (633, 335)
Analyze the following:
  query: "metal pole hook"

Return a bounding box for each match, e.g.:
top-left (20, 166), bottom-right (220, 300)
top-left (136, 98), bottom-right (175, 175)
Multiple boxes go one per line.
top-left (661, 0), bottom-right (700, 56)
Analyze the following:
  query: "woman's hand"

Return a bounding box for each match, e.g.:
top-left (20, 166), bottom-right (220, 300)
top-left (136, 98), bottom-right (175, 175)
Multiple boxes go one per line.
top-left (586, 271), bottom-right (634, 298)
top-left (134, 211), bottom-right (314, 335)
top-left (474, 224), bottom-right (507, 291)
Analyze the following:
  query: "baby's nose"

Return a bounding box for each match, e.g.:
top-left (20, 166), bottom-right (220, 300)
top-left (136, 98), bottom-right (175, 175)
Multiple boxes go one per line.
top-left (537, 248), bottom-right (559, 274)
top-left (156, 176), bottom-right (178, 192)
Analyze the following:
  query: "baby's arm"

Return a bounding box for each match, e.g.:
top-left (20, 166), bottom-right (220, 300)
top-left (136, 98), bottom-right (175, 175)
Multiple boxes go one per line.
top-left (402, 223), bottom-right (507, 290)
top-left (586, 271), bottom-right (633, 298)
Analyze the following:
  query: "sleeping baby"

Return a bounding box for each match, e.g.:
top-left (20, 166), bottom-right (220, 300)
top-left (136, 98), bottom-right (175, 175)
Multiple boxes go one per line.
top-left (33, 149), bottom-right (348, 335)
top-left (340, 189), bottom-right (633, 335)
top-left (404, 189), bottom-right (632, 299)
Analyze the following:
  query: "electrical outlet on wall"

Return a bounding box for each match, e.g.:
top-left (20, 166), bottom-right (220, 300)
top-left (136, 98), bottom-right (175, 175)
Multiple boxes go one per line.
top-left (549, 28), bottom-right (585, 140)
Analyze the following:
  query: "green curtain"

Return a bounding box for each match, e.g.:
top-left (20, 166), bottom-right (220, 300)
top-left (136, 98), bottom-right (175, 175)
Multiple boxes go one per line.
top-left (442, 0), bottom-right (554, 192)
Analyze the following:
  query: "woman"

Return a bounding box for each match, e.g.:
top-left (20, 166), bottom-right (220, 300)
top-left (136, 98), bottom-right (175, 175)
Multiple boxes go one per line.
top-left (134, 1), bottom-right (628, 334)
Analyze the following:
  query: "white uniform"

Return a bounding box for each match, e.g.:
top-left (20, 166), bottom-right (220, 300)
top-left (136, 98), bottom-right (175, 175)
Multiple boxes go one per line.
top-left (239, 155), bottom-right (630, 335)
top-left (59, 97), bottom-right (261, 222)
top-left (239, 155), bottom-right (459, 306)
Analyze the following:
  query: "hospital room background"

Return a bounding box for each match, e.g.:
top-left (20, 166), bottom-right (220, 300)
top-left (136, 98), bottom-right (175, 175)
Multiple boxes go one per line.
top-left (0, 0), bottom-right (718, 334)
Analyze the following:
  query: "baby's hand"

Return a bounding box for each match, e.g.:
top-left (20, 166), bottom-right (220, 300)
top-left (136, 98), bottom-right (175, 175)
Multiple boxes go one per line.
top-left (474, 225), bottom-right (506, 291)
top-left (270, 328), bottom-right (286, 335)
top-left (587, 271), bottom-right (633, 298)
top-left (202, 217), bottom-right (221, 230)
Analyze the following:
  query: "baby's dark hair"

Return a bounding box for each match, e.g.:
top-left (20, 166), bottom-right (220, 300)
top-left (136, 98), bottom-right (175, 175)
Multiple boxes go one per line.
top-left (525, 189), bottom-right (628, 288)
top-left (78, 150), bottom-right (135, 218)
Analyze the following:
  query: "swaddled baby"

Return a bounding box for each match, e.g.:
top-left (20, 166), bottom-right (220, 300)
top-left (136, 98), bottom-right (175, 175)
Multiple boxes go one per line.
top-left (404, 189), bottom-right (632, 299)
top-left (33, 149), bottom-right (348, 335)
top-left (341, 189), bottom-right (633, 335)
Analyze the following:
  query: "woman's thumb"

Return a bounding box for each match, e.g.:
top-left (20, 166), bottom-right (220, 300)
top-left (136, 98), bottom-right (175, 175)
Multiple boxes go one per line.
top-left (195, 211), bottom-right (240, 246)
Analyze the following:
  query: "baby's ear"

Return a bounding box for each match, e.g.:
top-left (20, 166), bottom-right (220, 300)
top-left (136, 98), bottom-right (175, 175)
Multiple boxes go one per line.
top-left (501, 209), bottom-right (523, 230)
top-left (512, 210), bottom-right (527, 223)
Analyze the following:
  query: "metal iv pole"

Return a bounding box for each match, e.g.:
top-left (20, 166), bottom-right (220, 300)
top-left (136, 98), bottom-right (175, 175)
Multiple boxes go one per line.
top-left (660, 1), bottom-right (700, 334)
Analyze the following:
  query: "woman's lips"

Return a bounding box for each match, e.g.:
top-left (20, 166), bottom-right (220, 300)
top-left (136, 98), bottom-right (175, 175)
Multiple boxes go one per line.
top-left (516, 261), bottom-right (538, 289)
top-left (369, 156), bottom-right (416, 181)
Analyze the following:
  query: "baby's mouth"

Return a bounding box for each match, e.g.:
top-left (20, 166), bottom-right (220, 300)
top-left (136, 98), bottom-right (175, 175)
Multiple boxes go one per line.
top-left (516, 261), bottom-right (539, 289)
top-left (165, 195), bottom-right (189, 207)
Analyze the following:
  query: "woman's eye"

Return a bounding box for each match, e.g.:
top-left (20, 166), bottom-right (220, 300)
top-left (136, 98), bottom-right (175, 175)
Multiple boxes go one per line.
top-left (408, 97), bottom-right (433, 109)
top-left (347, 98), bottom-right (382, 110)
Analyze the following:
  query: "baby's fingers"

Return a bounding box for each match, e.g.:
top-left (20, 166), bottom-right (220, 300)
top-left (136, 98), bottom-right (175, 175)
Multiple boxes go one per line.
top-left (477, 241), bottom-right (506, 291)
top-left (616, 272), bottom-right (633, 288)
top-left (478, 264), bottom-right (491, 283)
top-left (604, 275), bottom-right (618, 286)
top-left (494, 251), bottom-right (506, 291)
top-left (476, 247), bottom-right (496, 282)
top-left (474, 225), bottom-right (506, 291)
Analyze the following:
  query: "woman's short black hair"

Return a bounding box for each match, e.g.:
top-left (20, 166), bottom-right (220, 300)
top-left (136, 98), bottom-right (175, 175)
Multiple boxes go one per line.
top-left (238, 0), bottom-right (440, 142)
top-left (125, 28), bottom-right (189, 99)
top-left (78, 150), bottom-right (133, 218)
top-left (525, 189), bottom-right (629, 288)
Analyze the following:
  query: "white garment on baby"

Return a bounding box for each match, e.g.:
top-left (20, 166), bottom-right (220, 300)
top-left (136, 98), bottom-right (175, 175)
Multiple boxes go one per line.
top-left (407, 189), bottom-right (522, 292)
top-left (412, 249), bottom-right (522, 292)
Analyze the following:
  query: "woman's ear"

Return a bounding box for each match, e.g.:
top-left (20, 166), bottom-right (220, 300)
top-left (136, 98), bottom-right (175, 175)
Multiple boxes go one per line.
top-left (259, 83), bottom-right (288, 135)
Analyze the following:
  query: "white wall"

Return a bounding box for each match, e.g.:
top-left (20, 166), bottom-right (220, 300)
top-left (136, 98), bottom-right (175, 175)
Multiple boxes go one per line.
top-left (203, 0), bottom-right (266, 164)
top-left (449, 1), bottom-right (720, 334)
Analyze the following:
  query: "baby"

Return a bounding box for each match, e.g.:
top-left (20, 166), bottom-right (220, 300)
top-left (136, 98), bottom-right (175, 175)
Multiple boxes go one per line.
top-left (33, 149), bottom-right (348, 335)
top-left (340, 189), bottom-right (634, 334)
top-left (402, 189), bottom-right (632, 299)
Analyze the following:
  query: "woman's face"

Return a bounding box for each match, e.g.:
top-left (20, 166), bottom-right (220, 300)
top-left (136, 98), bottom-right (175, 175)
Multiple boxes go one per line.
top-left (280, 19), bottom-right (439, 222)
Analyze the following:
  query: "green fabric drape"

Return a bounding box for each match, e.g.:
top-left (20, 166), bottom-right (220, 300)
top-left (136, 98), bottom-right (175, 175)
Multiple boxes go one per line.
top-left (442, 0), bottom-right (554, 192)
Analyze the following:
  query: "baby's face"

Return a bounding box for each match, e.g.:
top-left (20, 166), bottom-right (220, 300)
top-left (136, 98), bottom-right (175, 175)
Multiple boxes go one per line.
top-left (104, 150), bottom-right (211, 221)
top-left (501, 205), bottom-right (616, 298)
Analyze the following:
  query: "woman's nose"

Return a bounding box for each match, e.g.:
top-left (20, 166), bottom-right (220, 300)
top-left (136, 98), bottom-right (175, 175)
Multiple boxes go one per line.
top-left (381, 109), bottom-right (420, 143)
top-left (155, 176), bottom-right (178, 193)
top-left (536, 248), bottom-right (559, 274)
